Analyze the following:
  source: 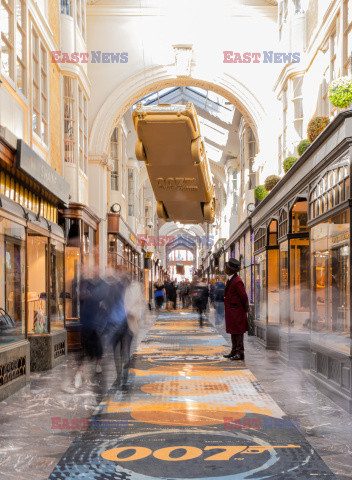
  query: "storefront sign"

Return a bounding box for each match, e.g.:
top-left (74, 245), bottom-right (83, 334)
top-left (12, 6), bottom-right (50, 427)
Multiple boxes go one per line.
top-left (17, 140), bottom-right (70, 204)
top-left (145, 252), bottom-right (152, 259)
top-left (130, 233), bottom-right (137, 244)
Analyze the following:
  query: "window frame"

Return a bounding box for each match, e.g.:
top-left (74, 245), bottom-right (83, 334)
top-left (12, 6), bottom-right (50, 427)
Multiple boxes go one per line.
top-left (31, 26), bottom-right (49, 146)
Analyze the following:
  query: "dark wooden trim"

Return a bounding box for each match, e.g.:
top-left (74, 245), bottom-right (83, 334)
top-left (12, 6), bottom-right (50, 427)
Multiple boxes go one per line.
top-left (60, 203), bottom-right (101, 230)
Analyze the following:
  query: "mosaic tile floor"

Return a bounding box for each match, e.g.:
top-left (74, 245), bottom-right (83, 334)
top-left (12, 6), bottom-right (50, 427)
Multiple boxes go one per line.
top-left (47, 312), bottom-right (338, 480)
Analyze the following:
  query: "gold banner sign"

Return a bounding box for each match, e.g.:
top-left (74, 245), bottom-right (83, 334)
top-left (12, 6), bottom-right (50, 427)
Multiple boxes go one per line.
top-left (130, 233), bottom-right (137, 244)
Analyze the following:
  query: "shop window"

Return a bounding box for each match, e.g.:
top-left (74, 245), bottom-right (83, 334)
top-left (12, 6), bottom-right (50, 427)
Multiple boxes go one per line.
top-left (311, 210), bottom-right (350, 355)
top-left (27, 234), bottom-right (48, 334)
top-left (50, 241), bottom-right (65, 330)
top-left (76, 0), bottom-right (86, 39)
top-left (65, 246), bottom-right (80, 323)
top-left (63, 76), bottom-right (75, 164)
top-left (0, 220), bottom-right (25, 345)
top-left (290, 238), bottom-right (310, 331)
top-left (309, 155), bottom-right (350, 221)
top-left (279, 241), bottom-right (289, 328)
top-left (278, 209), bottom-right (288, 238)
top-left (291, 200), bottom-right (308, 233)
top-left (254, 251), bottom-right (266, 323)
top-left (268, 220), bottom-right (278, 245)
top-left (110, 128), bottom-right (119, 191)
top-left (268, 249), bottom-right (279, 324)
top-left (254, 227), bottom-right (266, 252)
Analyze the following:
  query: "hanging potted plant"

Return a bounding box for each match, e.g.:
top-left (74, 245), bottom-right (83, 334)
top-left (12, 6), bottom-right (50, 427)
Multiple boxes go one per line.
top-left (307, 116), bottom-right (330, 143)
top-left (264, 175), bottom-right (280, 192)
top-left (328, 76), bottom-right (352, 109)
top-left (254, 185), bottom-right (268, 205)
top-left (283, 156), bottom-right (297, 173)
top-left (297, 139), bottom-right (311, 156)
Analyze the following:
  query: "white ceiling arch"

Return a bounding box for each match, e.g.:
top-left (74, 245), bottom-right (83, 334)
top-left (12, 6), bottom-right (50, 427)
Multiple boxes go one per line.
top-left (89, 64), bottom-right (266, 159)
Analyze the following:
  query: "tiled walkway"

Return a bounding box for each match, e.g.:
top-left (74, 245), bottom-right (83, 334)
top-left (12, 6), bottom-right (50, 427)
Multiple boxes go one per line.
top-left (46, 312), bottom-right (338, 479)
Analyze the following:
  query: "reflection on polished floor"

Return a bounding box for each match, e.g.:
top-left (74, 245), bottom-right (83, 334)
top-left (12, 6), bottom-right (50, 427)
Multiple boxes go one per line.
top-left (42, 311), bottom-right (338, 480)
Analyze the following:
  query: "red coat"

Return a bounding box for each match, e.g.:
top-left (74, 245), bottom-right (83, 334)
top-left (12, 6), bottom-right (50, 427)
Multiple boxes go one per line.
top-left (224, 274), bottom-right (249, 334)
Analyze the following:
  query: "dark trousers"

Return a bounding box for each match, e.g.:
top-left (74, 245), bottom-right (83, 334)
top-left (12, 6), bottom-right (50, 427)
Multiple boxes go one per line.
top-left (231, 334), bottom-right (244, 355)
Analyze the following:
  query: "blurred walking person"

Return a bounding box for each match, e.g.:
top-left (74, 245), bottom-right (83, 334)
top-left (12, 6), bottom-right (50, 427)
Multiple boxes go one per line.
top-left (223, 259), bottom-right (249, 361)
top-left (154, 280), bottom-right (165, 311)
top-left (192, 278), bottom-right (209, 326)
top-left (74, 268), bottom-right (106, 388)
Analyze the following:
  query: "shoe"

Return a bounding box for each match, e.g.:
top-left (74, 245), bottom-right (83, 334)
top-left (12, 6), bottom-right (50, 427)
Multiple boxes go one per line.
top-left (223, 352), bottom-right (236, 359)
top-left (230, 354), bottom-right (244, 361)
top-left (95, 364), bottom-right (103, 374)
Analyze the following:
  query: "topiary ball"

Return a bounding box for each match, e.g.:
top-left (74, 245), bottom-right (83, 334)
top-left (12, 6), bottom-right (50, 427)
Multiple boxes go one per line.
top-left (307, 116), bottom-right (330, 143)
top-left (328, 77), bottom-right (352, 109)
top-left (254, 185), bottom-right (268, 200)
top-left (283, 157), bottom-right (298, 173)
top-left (297, 139), bottom-right (311, 156)
top-left (264, 175), bottom-right (280, 192)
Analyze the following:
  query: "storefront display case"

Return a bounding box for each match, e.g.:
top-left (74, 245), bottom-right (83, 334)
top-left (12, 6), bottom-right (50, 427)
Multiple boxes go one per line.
top-left (308, 152), bottom-right (352, 411)
top-left (26, 219), bottom-right (67, 372)
top-left (60, 204), bottom-right (100, 351)
top-left (254, 220), bottom-right (279, 349)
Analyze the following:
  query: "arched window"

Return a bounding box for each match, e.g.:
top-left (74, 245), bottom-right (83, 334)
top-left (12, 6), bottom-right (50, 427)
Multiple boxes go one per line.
top-left (254, 227), bottom-right (266, 252)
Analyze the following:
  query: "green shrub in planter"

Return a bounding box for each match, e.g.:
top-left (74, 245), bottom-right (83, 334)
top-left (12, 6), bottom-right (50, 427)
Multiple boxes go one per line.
top-left (254, 185), bottom-right (268, 200)
top-left (297, 139), bottom-right (311, 156)
top-left (283, 156), bottom-right (297, 173)
top-left (328, 77), bottom-right (352, 109)
top-left (264, 175), bottom-right (280, 192)
top-left (307, 116), bottom-right (330, 143)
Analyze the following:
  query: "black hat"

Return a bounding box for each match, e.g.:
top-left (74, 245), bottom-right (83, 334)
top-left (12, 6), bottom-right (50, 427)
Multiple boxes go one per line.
top-left (226, 258), bottom-right (241, 272)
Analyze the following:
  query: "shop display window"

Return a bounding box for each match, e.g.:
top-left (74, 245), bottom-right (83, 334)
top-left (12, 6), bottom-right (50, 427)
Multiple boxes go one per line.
top-left (268, 249), bottom-right (280, 324)
top-left (27, 234), bottom-right (48, 334)
top-left (290, 238), bottom-right (310, 331)
top-left (65, 246), bottom-right (80, 324)
top-left (279, 241), bottom-right (290, 328)
top-left (311, 210), bottom-right (351, 355)
top-left (268, 220), bottom-right (278, 245)
top-left (0, 220), bottom-right (25, 345)
top-left (50, 241), bottom-right (65, 330)
top-left (254, 251), bottom-right (266, 323)
top-left (291, 201), bottom-right (308, 233)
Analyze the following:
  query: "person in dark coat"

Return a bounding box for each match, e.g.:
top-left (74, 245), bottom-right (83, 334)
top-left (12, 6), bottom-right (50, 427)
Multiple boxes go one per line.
top-left (168, 281), bottom-right (177, 309)
top-left (223, 258), bottom-right (249, 361)
top-left (192, 278), bottom-right (209, 326)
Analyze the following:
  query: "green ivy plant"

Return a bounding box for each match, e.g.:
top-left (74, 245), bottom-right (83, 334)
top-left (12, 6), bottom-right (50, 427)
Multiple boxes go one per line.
top-left (307, 116), bottom-right (330, 143)
top-left (328, 76), bottom-right (352, 109)
top-left (264, 175), bottom-right (280, 192)
top-left (297, 139), bottom-right (311, 156)
top-left (254, 185), bottom-right (268, 200)
top-left (283, 157), bottom-right (297, 173)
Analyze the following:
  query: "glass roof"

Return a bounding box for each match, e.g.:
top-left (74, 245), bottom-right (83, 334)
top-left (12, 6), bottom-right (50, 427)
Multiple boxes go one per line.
top-left (131, 86), bottom-right (236, 163)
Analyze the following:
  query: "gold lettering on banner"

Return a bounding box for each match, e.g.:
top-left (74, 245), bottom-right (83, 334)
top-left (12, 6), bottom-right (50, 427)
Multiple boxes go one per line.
top-left (156, 177), bottom-right (198, 191)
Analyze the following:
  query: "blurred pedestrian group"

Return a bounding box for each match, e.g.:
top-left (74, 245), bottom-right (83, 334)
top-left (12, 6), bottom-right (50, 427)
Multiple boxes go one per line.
top-left (73, 266), bottom-right (144, 390)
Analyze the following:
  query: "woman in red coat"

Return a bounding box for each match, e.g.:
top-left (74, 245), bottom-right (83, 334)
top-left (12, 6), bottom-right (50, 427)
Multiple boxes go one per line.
top-left (223, 258), bottom-right (249, 361)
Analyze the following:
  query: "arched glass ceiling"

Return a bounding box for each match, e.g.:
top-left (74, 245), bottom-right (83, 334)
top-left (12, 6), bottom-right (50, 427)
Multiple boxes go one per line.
top-left (131, 86), bottom-right (237, 163)
top-left (131, 86), bottom-right (235, 125)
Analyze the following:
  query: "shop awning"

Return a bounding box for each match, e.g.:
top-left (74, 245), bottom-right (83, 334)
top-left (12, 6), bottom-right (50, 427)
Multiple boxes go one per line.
top-left (0, 194), bottom-right (27, 220)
